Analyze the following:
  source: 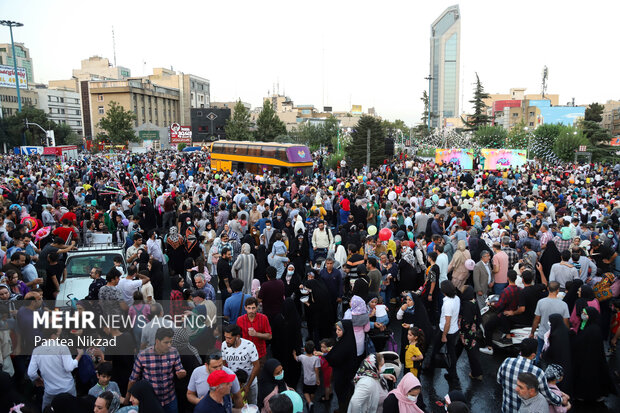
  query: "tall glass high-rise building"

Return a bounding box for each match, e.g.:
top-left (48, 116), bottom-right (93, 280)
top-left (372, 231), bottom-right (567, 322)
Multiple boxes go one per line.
top-left (430, 5), bottom-right (460, 129)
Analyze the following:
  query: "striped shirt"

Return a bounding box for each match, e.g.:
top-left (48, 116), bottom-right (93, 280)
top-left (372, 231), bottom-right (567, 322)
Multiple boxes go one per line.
top-left (130, 347), bottom-right (184, 406)
top-left (497, 356), bottom-right (562, 413)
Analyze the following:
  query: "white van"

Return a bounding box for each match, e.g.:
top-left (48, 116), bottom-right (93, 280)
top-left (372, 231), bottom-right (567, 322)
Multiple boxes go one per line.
top-left (55, 245), bottom-right (127, 308)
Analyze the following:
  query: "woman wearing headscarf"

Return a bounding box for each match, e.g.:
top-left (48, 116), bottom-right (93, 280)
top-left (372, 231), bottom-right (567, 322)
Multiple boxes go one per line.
top-left (568, 284), bottom-right (600, 333)
top-left (280, 298), bottom-right (303, 389)
top-left (325, 320), bottom-right (358, 413)
top-left (305, 272), bottom-right (335, 344)
top-left (538, 240), bottom-right (561, 285)
top-left (562, 279), bottom-right (583, 316)
top-left (95, 391), bottom-right (121, 413)
top-left (382, 372), bottom-right (425, 413)
top-left (0, 371), bottom-right (27, 413)
top-left (448, 240), bottom-right (471, 289)
top-left (289, 233), bottom-right (309, 279)
top-left (347, 354), bottom-right (392, 413)
top-left (572, 307), bottom-right (615, 402)
top-left (121, 380), bottom-right (165, 413)
top-left (398, 244), bottom-right (423, 294)
top-left (294, 215), bottom-right (306, 236)
top-left (454, 286), bottom-right (483, 380)
top-left (232, 243), bottom-right (257, 295)
top-left (255, 242), bottom-right (269, 284)
top-left (165, 226), bottom-right (185, 277)
top-left (542, 313), bottom-right (573, 395)
top-left (283, 263), bottom-right (302, 315)
top-left (257, 358), bottom-right (290, 412)
top-left (343, 295), bottom-right (371, 359)
top-left (468, 228), bottom-right (491, 263)
top-left (169, 275), bottom-right (190, 317)
top-left (396, 292), bottom-right (418, 361)
top-left (147, 258), bottom-right (164, 302)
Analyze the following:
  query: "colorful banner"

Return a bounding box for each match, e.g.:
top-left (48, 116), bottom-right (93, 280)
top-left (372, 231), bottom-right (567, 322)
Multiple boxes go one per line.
top-left (480, 148), bottom-right (527, 170)
top-left (169, 123), bottom-right (192, 144)
top-left (435, 148), bottom-right (474, 170)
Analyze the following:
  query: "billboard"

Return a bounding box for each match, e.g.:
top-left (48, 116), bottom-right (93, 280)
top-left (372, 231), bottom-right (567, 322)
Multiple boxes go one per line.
top-left (0, 65), bottom-right (27, 89)
top-left (351, 105), bottom-right (362, 114)
top-left (169, 123), bottom-right (192, 144)
top-left (435, 148), bottom-right (474, 170)
top-left (481, 148), bottom-right (527, 170)
top-left (139, 130), bottom-right (160, 141)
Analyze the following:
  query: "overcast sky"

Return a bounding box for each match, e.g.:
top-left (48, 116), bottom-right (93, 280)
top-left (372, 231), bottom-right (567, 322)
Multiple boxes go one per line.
top-left (6, 0), bottom-right (620, 125)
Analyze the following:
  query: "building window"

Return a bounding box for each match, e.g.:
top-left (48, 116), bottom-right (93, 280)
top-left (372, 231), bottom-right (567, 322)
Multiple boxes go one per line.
top-left (98, 106), bottom-right (104, 115)
top-left (76, 109), bottom-right (81, 115)
top-left (59, 97), bottom-right (64, 103)
top-left (48, 96), bottom-right (52, 102)
top-left (77, 120), bottom-right (82, 126)
top-left (529, 122), bottom-right (534, 126)
top-left (512, 113), bottom-right (519, 117)
top-left (97, 94), bottom-right (104, 102)
top-left (49, 108), bottom-right (53, 114)
top-left (60, 108), bottom-right (65, 114)
top-left (529, 111), bottom-right (534, 117)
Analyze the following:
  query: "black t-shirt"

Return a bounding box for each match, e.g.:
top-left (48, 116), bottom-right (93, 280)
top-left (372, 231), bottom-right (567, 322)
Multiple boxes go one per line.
top-left (516, 284), bottom-right (547, 325)
top-left (593, 245), bottom-right (614, 273)
top-left (217, 258), bottom-right (232, 291)
top-left (43, 262), bottom-right (65, 300)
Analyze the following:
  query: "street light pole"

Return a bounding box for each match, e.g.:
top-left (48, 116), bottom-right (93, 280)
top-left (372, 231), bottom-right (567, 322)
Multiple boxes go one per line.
top-left (425, 74), bottom-right (433, 132)
top-left (0, 20), bottom-right (25, 145)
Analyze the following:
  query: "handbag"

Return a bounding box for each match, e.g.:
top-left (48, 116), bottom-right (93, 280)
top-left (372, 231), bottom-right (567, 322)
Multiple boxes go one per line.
top-left (593, 272), bottom-right (616, 302)
top-left (385, 332), bottom-right (398, 353)
top-left (364, 333), bottom-right (376, 355)
top-left (432, 346), bottom-right (452, 370)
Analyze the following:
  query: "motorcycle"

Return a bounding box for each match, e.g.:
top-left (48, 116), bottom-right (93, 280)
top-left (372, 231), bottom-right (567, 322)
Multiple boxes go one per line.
top-left (480, 294), bottom-right (534, 351)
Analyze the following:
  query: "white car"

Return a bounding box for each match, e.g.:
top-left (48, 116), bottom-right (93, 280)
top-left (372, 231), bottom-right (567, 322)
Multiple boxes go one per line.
top-left (55, 246), bottom-right (127, 308)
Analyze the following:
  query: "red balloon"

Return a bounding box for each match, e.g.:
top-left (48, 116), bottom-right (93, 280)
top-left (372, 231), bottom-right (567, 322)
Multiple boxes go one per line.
top-left (379, 228), bottom-right (392, 241)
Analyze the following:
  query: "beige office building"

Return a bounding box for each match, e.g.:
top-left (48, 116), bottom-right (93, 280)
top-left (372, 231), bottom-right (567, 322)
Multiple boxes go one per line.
top-left (0, 87), bottom-right (38, 117)
top-left (147, 68), bottom-right (210, 125)
top-left (86, 78), bottom-right (180, 138)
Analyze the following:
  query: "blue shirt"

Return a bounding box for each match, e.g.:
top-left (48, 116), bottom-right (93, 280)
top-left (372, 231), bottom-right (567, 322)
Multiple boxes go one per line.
top-left (194, 393), bottom-right (232, 413)
top-left (224, 292), bottom-right (252, 324)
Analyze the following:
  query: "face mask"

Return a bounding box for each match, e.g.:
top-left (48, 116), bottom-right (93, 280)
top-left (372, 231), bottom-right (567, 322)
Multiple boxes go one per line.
top-left (407, 395), bottom-right (418, 402)
top-left (274, 371), bottom-right (284, 381)
top-left (608, 233), bottom-right (614, 238)
top-left (287, 270), bottom-right (294, 276)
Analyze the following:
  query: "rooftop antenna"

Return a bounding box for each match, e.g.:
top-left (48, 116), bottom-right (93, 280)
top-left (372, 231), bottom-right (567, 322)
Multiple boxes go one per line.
top-left (541, 66), bottom-right (548, 99)
top-left (112, 26), bottom-right (117, 67)
top-left (277, 78), bottom-right (280, 95)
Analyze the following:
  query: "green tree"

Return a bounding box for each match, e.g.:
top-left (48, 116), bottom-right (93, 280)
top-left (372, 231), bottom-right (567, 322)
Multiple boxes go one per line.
top-left (585, 102), bottom-right (604, 122)
top-left (472, 125), bottom-right (507, 148)
top-left (0, 105), bottom-right (52, 147)
top-left (177, 143), bottom-right (187, 151)
top-left (580, 102), bottom-right (610, 146)
top-left (224, 100), bottom-right (253, 141)
top-left (506, 120), bottom-right (528, 149)
top-left (553, 127), bottom-right (588, 162)
top-left (255, 99), bottom-right (286, 141)
top-left (463, 73), bottom-right (491, 131)
top-left (54, 123), bottom-right (82, 146)
top-left (420, 90), bottom-right (436, 129)
top-left (346, 115), bottom-right (385, 168)
top-left (96, 101), bottom-right (138, 144)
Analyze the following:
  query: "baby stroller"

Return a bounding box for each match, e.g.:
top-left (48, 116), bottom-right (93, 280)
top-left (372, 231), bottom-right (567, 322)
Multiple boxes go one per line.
top-left (378, 351), bottom-right (401, 390)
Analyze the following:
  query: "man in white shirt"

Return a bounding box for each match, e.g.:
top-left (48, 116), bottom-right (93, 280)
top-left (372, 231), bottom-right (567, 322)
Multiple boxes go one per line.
top-left (118, 266), bottom-right (150, 306)
top-left (146, 230), bottom-right (165, 264)
top-left (222, 324), bottom-right (260, 405)
top-left (28, 329), bottom-right (84, 410)
top-left (436, 244), bottom-right (449, 284)
top-left (429, 280), bottom-right (460, 382)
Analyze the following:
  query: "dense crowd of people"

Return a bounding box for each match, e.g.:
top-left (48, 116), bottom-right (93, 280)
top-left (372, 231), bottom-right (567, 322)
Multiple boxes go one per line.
top-left (0, 149), bottom-right (619, 413)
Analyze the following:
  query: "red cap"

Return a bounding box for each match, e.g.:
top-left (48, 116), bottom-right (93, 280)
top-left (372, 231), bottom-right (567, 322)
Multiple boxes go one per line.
top-left (207, 370), bottom-right (236, 387)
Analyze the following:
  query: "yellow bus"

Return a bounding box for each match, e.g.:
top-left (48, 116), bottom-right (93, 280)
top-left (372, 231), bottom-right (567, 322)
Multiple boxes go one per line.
top-left (209, 141), bottom-right (313, 176)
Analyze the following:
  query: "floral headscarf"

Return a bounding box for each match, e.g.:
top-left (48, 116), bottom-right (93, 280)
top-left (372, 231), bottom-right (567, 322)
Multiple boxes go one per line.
top-left (354, 354), bottom-right (388, 390)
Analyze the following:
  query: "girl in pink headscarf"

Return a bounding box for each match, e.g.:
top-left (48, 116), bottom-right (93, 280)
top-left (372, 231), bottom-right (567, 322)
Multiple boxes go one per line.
top-left (382, 372), bottom-right (425, 413)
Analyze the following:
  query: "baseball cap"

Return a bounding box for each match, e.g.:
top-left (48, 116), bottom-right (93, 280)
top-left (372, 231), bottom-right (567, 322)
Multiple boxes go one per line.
top-left (207, 369), bottom-right (236, 387)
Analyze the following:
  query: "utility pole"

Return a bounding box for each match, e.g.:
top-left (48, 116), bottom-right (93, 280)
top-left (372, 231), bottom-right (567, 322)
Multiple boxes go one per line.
top-left (425, 74), bottom-right (433, 132)
top-left (366, 128), bottom-right (371, 170)
top-left (0, 20), bottom-right (25, 145)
